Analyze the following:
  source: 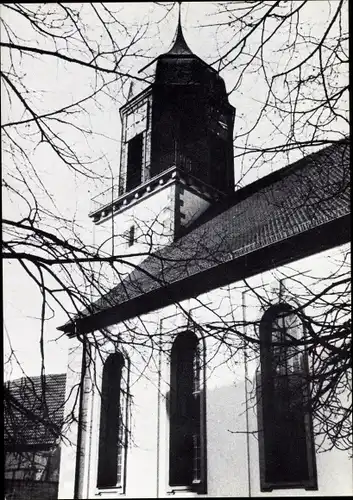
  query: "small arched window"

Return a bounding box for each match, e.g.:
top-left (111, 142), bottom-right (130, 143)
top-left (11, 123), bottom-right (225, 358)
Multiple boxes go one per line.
top-left (169, 331), bottom-right (206, 493)
top-left (97, 352), bottom-right (127, 489)
top-left (257, 304), bottom-right (317, 491)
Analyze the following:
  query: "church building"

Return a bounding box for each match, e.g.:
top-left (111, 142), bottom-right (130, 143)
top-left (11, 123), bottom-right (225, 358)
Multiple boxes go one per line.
top-left (57, 10), bottom-right (351, 499)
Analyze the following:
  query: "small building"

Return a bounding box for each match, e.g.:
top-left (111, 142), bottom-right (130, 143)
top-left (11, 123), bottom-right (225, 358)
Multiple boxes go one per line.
top-left (4, 374), bottom-right (66, 500)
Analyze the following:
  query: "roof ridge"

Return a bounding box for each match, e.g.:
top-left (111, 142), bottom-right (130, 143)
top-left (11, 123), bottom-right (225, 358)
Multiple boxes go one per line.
top-left (5, 373), bottom-right (66, 386)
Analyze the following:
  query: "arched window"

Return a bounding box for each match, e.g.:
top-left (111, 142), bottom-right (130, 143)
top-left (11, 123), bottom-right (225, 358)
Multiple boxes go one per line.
top-left (257, 304), bottom-right (317, 491)
top-left (169, 331), bottom-right (206, 492)
top-left (97, 352), bottom-right (127, 489)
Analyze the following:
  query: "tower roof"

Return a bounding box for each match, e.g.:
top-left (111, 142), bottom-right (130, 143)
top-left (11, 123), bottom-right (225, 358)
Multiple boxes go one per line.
top-left (154, 3), bottom-right (226, 90)
top-left (138, 2), bottom-right (226, 92)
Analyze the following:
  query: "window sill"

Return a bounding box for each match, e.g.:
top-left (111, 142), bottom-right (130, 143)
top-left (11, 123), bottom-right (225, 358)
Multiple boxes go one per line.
top-left (167, 484), bottom-right (204, 495)
top-left (95, 486), bottom-right (124, 496)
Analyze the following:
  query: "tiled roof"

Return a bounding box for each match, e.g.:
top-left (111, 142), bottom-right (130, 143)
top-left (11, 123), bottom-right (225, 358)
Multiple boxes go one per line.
top-left (4, 374), bottom-right (66, 448)
top-left (60, 139), bottom-right (350, 333)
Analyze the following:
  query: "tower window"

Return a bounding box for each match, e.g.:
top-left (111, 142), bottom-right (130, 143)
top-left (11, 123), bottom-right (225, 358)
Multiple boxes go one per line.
top-left (126, 133), bottom-right (143, 192)
top-left (97, 352), bottom-right (127, 489)
top-left (169, 331), bottom-right (206, 492)
top-left (257, 304), bottom-right (317, 491)
top-left (122, 225), bottom-right (135, 247)
top-left (128, 225), bottom-right (135, 247)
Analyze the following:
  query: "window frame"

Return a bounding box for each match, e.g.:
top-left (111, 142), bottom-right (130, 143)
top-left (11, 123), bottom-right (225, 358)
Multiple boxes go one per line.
top-left (96, 351), bottom-right (130, 495)
top-left (168, 330), bottom-right (207, 495)
top-left (257, 303), bottom-right (318, 492)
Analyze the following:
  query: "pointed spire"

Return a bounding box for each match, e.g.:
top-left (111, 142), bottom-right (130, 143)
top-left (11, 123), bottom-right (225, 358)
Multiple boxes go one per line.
top-left (167, 1), bottom-right (193, 56)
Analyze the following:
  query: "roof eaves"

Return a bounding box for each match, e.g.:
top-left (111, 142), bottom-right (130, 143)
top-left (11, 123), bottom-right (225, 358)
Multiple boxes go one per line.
top-left (62, 212), bottom-right (350, 336)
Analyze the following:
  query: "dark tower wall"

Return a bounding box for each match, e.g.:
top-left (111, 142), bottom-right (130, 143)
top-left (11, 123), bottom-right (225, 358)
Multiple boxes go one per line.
top-left (151, 56), bottom-right (235, 194)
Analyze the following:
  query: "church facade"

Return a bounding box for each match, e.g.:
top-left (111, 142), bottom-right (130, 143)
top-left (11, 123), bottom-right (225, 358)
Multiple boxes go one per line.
top-left (57, 15), bottom-right (351, 499)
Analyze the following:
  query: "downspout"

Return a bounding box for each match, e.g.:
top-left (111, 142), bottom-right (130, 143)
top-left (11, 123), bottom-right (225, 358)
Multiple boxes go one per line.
top-left (84, 232), bottom-right (97, 497)
top-left (110, 159), bottom-right (117, 259)
top-left (111, 173), bottom-right (114, 257)
top-left (85, 348), bottom-right (96, 499)
top-left (74, 338), bottom-right (87, 499)
top-left (156, 320), bottom-right (162, 498)
top-left (242, 291), bottom-right (252, 497)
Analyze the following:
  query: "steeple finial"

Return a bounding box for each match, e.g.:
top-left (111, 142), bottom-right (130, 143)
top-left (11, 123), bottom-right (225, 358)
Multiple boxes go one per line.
top-left (167, 1), bottom-right (193, 56)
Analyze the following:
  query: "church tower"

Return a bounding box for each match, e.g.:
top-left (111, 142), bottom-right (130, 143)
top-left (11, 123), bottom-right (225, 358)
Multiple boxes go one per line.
top-left (89, 6), bottom-right (235, 254)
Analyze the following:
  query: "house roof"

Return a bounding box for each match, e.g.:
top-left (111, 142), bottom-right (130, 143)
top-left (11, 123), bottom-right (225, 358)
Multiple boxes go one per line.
top-left (60, 139), bottom-right (350, 335)
top-left (4, 374), bottom-right (67, 449)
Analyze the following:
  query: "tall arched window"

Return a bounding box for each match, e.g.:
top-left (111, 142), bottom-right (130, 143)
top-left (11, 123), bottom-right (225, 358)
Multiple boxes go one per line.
top-left (257, 304), bottom-right (317, 491)
top-left (169, 331), bottom-right (206, 492)
top-left (97, 352), bottom-right (127, 489)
